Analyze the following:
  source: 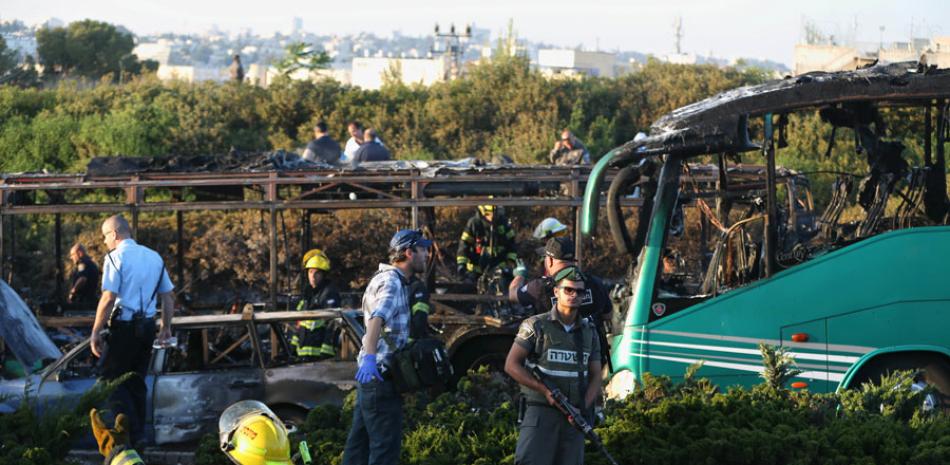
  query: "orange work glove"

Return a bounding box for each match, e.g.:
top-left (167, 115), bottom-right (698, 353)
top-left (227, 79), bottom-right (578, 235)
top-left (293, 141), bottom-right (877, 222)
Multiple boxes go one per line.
top-left (90, 408), bottom-right (130, 458)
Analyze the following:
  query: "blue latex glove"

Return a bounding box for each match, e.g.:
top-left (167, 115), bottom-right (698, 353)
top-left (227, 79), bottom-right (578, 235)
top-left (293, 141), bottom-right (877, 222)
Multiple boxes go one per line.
top-left (513, 259), bottom-right (528, 278)
top-left (355, 354), bottom-right (382, 384)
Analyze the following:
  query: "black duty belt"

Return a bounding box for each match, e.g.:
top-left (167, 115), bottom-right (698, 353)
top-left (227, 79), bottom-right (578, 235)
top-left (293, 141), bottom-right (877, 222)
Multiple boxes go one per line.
top-left (110, 317), bottom-right (154, 338)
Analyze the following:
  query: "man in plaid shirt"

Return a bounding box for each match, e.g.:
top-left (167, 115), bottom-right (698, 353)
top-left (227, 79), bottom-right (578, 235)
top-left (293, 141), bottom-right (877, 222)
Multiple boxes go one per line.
top-left (343, 229), bottom-right (431, 465)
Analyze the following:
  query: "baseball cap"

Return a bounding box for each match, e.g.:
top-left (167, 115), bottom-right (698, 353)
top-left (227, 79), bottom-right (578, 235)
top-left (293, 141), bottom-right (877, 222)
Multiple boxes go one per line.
top-left (389, 229), bottom-right (432, 252)
top-left (544, 236), bottom-right (575, 261)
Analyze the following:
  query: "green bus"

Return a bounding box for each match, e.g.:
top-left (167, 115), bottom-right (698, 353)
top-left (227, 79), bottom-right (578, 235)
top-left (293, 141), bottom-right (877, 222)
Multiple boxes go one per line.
top-left (582, 63), bottom-right (950, 400)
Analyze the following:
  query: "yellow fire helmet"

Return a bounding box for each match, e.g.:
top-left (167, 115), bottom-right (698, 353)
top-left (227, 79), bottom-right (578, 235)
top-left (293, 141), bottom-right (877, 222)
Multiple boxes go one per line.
top-left (219, 400), bottom-right (292, 465)
top-left (302, 249), bottom-right (331, 271)
top-left (477, 204), bottom-right (495, 217)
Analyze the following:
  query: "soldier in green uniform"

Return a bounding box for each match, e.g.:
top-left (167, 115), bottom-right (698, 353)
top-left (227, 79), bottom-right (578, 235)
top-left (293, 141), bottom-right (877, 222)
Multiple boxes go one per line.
top-left (504, 266), bottom-right (602, 465)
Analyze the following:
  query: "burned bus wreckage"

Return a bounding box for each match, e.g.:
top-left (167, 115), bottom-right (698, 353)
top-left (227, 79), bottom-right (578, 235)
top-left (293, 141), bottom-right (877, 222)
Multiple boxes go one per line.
top-left (584, 62), bottom-right (950, 397)
top-left (0, 152), bottom-right (817, 369)
top-left (0, 159), bottom-right (590, 378)
top-left (0, 158), bottom-right (604, 448)
top-left (2, 61), bottom-right (948, 449)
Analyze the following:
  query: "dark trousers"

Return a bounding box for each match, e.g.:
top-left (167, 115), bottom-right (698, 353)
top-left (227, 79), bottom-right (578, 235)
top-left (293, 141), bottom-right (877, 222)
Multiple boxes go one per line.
top-left (515, 405), bottom-right (585, 465)
top-left (342, 378), bottom-right (403, 465)
top-left (99, 318), bottom-right (155, 445)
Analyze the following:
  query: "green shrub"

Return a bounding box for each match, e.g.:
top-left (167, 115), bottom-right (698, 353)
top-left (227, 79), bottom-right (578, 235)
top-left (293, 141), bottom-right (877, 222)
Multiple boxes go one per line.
top-left (189, 360), bottom-right (948, 465)
top-left (0, 375), bottom-right (125, 465)
top-left (0, 60), bottom-right (767, 173)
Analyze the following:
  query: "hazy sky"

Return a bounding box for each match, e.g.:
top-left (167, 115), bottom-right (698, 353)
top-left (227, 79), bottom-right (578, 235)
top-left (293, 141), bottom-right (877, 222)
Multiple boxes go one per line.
top-left (4, 0), bottom-right (947, 65)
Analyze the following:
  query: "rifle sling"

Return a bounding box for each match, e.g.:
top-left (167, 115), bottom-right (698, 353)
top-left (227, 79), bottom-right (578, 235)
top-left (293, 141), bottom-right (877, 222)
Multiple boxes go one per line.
top-left (571, 322), bottom-right (587, 407)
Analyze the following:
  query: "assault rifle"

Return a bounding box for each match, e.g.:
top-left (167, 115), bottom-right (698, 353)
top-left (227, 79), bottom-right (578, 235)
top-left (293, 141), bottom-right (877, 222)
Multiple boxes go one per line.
top-left (531, 367), bottom-right (619, 465)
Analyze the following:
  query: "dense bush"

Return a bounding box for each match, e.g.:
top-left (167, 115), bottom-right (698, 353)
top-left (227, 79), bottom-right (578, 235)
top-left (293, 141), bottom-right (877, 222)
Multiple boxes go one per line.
top-left (2, 349), bottom-right (945, 465)
top-left (0, 59), bottom-right (767, 173)
top-left (191, 361), bottom-right (949, 465)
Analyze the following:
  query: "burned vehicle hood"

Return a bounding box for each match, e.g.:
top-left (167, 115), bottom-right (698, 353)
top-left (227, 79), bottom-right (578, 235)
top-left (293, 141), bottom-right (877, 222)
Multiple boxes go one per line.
top-left (0, 279), bottom-right (61, 368)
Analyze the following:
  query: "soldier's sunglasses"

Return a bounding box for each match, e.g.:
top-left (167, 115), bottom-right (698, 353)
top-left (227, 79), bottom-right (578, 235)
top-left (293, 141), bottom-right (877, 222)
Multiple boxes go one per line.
top-left (558, 286), bottom-right (585, 295)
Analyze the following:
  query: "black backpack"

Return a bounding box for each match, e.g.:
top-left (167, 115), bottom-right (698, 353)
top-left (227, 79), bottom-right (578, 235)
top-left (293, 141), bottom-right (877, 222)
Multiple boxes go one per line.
top-left (372, 269), bottom-right (454, 392)
top-left (387, 337), bottom-right (454, 393)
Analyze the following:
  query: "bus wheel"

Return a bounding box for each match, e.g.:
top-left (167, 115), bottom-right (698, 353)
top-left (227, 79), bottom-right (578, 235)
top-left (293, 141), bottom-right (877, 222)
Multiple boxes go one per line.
top-left (851, 352), bottom-right (950, 412)
top-left (450, 336), bottom-right (513, 388)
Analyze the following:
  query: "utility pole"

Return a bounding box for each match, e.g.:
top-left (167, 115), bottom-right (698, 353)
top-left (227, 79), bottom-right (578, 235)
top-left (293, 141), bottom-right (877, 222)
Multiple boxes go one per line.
top-left (433, 22), bottom-right (471, 80)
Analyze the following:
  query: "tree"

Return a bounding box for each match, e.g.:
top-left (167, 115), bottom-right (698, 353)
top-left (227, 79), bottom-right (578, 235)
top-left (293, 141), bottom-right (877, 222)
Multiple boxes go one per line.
top-left (273, 42), bottom-right (331, 78)
top-left (493, 19), bottom-right (521, 59)
top-left (0, 36), bottom-right (17, 74)
top-left (36, 19), bottom-right (150, 82)
top-left (0, 36), bottom-right (39, 88)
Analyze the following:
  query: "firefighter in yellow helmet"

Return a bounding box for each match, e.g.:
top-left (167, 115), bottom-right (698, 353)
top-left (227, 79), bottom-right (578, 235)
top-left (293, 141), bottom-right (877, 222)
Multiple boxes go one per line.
top-left (293, 249), bottom-right (342, 359)
top-left (90, 400), bottom-right (303, 465)
top-left (456, 204), bottom-right (519, 283)
top-left (219, 400), bottom-right (293, 465)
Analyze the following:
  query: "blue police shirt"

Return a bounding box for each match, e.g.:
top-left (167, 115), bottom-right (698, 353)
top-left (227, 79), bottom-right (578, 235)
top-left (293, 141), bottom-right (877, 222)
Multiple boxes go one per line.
top-left (101, 239), bottom-right (174, 320)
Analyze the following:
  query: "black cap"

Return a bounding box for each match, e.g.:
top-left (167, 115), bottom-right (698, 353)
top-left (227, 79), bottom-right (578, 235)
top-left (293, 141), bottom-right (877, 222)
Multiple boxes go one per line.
top-left (544, 236), bottom-right (575, 261)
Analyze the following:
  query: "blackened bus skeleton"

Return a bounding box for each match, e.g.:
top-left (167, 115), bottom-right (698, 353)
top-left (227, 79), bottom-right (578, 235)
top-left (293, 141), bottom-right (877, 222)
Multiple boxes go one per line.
top-left (583, 62), bottom-right (950, 398)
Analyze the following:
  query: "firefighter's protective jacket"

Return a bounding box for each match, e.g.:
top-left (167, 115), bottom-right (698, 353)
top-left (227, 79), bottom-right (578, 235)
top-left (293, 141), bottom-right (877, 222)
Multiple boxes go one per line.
top-left (292, 280), bottom-right (342, 357)
top-left (456, 212), bottom-right (518, 276)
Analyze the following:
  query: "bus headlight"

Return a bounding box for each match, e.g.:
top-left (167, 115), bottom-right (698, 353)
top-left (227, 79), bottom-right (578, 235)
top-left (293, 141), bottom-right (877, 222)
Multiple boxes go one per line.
top-left (605, 370), bottom-right (637, 400)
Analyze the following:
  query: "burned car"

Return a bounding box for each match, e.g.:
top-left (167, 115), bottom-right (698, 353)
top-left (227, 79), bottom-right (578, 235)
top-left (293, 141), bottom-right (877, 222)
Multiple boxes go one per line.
top-left (0, 306), bottom-right (362, 446)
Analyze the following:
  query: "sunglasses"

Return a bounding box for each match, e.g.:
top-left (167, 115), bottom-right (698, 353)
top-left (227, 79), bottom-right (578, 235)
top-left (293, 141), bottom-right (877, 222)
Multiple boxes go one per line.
top-left (558, 286), bottom-right (585, 295)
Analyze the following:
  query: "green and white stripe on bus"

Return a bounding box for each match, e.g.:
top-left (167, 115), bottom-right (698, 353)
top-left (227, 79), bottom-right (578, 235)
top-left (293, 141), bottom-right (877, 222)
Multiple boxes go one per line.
top-left (627, 327), bottom-right (875, 383)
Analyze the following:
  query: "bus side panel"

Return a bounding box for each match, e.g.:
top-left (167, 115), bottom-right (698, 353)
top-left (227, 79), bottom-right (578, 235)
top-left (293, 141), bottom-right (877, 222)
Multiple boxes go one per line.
top-left (827, 301), bottom-right (950, 355)
top-left (624, 226), bottom-right (950, 392)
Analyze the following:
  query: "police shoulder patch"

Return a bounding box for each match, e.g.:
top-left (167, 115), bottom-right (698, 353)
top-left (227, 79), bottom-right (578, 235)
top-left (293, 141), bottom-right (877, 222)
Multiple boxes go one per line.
top-left (516, 318), bottom-right (537, 341)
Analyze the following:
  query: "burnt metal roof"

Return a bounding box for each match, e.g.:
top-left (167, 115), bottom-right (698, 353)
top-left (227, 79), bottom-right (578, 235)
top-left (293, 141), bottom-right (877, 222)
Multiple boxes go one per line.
top-left (638, 62), bottom-right (950, 158)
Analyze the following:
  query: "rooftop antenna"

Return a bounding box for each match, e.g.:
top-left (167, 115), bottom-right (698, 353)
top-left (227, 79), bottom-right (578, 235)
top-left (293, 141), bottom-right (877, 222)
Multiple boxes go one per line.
top-left (673, 15), bottom-right (683, 54)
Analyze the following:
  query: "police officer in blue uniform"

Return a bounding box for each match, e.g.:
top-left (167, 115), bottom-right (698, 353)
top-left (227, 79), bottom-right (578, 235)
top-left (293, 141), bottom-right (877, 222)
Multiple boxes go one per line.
top-left (68, 243), bottom-right (101, 308)
top-left (91, 215), bottom-right (175, 445)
